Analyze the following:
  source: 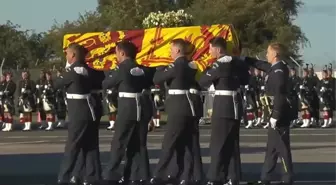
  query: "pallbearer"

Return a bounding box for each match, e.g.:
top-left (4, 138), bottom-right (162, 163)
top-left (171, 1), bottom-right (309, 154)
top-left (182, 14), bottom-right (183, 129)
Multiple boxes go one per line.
top-left (57, 43), bottom-right (100, 185)
top-left (103, 40), bottom-right (151, 185)
top-left (150, 39), bottom-right (198, 185)
top-left (1, 72), bottom-right (16, 132)
top-left (198, 37), bottom-right (249, 185)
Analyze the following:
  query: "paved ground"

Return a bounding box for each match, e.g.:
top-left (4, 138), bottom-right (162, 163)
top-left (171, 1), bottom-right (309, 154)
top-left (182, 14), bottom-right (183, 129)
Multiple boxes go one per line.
top-left (0, 126), bottom-right (335, 185)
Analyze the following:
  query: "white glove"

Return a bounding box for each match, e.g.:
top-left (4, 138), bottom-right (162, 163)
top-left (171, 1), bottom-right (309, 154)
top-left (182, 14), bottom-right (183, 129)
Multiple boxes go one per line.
top-left (107, 90), bottom-right (112, 94)
top-left (245, 85), bottom-right (249, 89)
top-left (320, 87), bottom-right (326, 92)
top-left (270, 117), bottom-right (277, 129)
top-left (0, 91), bottom-right (3, 95)
top-left (300, 85), bottom-right (304, 89)
top-left (44, 85), bottom-right (48, 89)
top-left (261, 86), bottom-right (265, 90)
top-left (36, 85), bottom-right (40, 88)
top-left (21, 88), bottom-right (26, 93)
top-left (154, 94), bottom-right (160, 102)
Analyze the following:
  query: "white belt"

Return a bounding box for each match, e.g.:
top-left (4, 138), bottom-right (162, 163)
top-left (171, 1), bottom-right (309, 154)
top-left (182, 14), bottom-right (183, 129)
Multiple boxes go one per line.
top-left (167, 89), bottom-right (196, 116)
top-left (189, 88), bottom-right (199, 94)
top-left (118, 92), bottom-right (142, 121)
top-left (66, 93), bottom-right (96, 121)
top-left (215, 90), bottom-right (238, 96)
top-left (66, 93), bottom-right (90, 99)
top-left (168, 89), bottom-right (189, 95)
top-left (119, 92), bottom-right (141, 98)
top-left (151, 89), bottom-right (160, 92)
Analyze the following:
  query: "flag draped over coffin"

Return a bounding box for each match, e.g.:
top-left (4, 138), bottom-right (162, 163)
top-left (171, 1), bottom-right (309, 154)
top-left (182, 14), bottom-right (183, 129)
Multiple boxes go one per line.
top-left (63, 24), bottom-right (241, 71)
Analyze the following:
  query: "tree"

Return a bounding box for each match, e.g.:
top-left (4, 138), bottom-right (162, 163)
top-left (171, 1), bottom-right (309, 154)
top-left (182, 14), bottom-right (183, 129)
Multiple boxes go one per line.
top-left (97, 0), bottom-right (170, 30)
top-left (0, 21), bottom-right (31, 69)
top-left (187, 0), bottom-right (308, 61)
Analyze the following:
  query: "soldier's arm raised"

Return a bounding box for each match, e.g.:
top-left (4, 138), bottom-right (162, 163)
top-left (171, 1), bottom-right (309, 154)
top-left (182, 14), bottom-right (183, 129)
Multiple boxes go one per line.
top-left (271, 69), bottom-right (287, 120)
top-left (198, 62), bottom-right (220, 89)
top-left (243, 57), bottom-right (272, 72)
top-left (102, 68), bottom-right (122, 89)
top-left (53, 70), bottom-right (74, 90)
top-left (153, 64), bottom-right (176, 85)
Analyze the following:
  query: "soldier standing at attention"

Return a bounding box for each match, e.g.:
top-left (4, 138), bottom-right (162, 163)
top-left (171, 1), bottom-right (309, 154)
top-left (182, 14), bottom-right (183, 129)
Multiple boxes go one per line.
top-left (244, 43), bottom-right (293, 185)
top-left (198, 37), bottom-right (249, 185)
top-left (102, 40), bottom-right (151, 185)
top-left (1, 72), bottom-right (16, 132)
top-left (56, 43), bottom-right (100, 185)
top-left (150, 39), bottom-right (198, 185)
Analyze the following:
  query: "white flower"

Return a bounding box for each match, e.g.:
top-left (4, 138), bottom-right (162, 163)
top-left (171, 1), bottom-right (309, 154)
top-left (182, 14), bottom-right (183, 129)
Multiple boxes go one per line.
top-left (142, 9), bottom-right (193, 28)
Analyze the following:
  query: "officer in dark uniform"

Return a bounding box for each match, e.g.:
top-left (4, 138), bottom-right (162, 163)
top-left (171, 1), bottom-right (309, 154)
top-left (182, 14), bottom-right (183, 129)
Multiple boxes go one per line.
top-left (71, 52), bottom-right (105, 185)
top-left (244, 43), bottom-right (293, 185)
top-left (288, 68), bottom-right (300, 127)
top-left (102, 40), bottom-right (151, 185)
top-left (56, 43), bottom-right (100, 185)
top-left (198, 37), bottom-right (249, 185)
top-left (150, 39), bottom-right (198, 185)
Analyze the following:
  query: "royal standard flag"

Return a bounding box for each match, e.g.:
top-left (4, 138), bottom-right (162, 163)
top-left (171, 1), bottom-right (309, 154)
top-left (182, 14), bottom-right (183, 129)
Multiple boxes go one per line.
top-left (63, 24), bottom-right (241, 71)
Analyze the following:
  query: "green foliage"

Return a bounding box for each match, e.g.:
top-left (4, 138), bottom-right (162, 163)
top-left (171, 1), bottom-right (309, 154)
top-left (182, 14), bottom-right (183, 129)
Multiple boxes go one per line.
top-left (186, 0), bottom-right (308, 61)
top-left (1, 0), bottom-right (308, 69)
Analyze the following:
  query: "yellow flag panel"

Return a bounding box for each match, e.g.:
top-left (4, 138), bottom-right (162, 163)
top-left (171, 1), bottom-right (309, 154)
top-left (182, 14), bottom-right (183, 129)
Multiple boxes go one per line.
top-left (63, 24), bottom-right (240, 71)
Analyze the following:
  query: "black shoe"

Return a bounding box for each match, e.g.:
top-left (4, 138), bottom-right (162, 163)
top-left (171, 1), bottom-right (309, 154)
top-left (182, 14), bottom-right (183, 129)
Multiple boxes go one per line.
top-left (192, 180), bottom-right (202, 185)
top-left (129, 180), bottom-right (147, 185)
top-left (247, 181), bottom-right (270, 185)
top-left (276, 182), bottom-right (293, 185)
top-left (104, 180), bottom-right (119, 185)
top-left (205, 181), bottom-right (222, 185)
top-left (57, 180), bottom-right (69, 185)
top-left (149, 177), bottom-right (164, 185)
top-left (179, 180), bottom-right (194, 185)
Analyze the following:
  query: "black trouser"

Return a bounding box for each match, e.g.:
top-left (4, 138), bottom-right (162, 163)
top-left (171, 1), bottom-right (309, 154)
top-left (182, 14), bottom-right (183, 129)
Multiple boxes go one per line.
top-left (58, 118), bottom-right (101, 183)
top-left (167, 116), bottom-right (203, 181)
top-left (207, 117), bottom-right (240, 183)
top-left (103, 116), bottom-right (149, 181)
top-left (72, 96), bottom-right (103, 182)
top-left (261, 125), bottom-right (293, 183)
top-left (154, 115), bottom-right (194, 181)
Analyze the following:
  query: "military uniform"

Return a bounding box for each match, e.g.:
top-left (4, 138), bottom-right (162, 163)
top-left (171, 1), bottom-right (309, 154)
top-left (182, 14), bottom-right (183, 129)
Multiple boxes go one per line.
top-left (1, 79), bottom-right (16, 131)
top-left (18, 78), bottom-right (36, 131)
top-left (56, 61), bottom-right (99, 185)
top-left (55, 74), bottom-right (67, 128)
top-left (40, 79), bottom-right (56, 130)
top-left (318, 73), bottom-right (334, 127)
top-left (244, 57), bottom-right (293, 185)
top-left (299, 74), bottom-right (314, 128)
top-left (150, 56), bottom-right (197, 185)
top-left (36, 77), bottom-right (47, 127)
top-left (288, 73), bottom-right (300, 126)
top-left (102, 59), bottom-right (151, 185)
top-left (308, 72), bottom-right (320, 122)
top-left (0, 78), bottom-right (5, 126)
top-left (72, 66), bottom-right (105, 184)
top-left (244, 75), bottom-right (258, 128)
top-left (199, 56), bottom-right (249, 185)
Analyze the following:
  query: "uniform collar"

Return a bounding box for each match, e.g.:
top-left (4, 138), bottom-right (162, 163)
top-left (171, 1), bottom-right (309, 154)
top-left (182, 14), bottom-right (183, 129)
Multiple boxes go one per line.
top-left (271, 61), bottom-right (281, 67)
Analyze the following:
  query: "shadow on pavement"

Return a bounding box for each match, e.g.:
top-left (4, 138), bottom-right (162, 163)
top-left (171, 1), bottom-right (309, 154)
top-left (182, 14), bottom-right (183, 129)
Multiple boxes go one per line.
top-left (0, 147), bottom-right (335, 185)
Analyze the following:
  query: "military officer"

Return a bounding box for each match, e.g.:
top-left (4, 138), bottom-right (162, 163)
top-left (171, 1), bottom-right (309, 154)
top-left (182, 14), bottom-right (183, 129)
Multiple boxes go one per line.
top-left (102, 40), bottom-right (151, 185)
top-left (1, 72), bottom-right (16, 132)
top-left (71, 56), bottom-right (105, 185)
top-left (244, 43), bottom-right (294, 185)
top-left (56, 43), bottom-right (100, 185)
top-left (150, 39), bottom-right (199, 185)
top-left (198, 37), bottom-right (249, 185)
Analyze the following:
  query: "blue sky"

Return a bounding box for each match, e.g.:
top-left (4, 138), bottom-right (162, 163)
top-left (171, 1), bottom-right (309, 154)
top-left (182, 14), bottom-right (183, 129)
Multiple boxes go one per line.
top-left (0, 0), bottom-right (335, 67)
